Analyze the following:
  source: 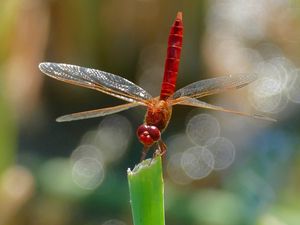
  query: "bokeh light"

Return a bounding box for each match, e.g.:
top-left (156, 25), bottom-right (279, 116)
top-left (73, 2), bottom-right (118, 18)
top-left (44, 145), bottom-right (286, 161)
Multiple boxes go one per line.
top-left (167, 114), bottom-right (237, 181)
top-left (68, 115), bottom-right (133, 190)
top-left (79, 115), bottom-right (132, 163)
top-left (0, 166), bottom-right (34, 200)
top-left (249, 76), bottom-right (284, 113)
top-left (181, 146), bottom-right (215, 180)
top-left (247, 57), bottom-right (298, 114)
top-left (71, 144), bottom-right (103, 164)
top-left (166, 132), bottom-right (192, 155)
top-left (186, 113), bottom-right (221, 146)
top-left (95, 115), bottom-right (132, 162)
top-left (38, 158), bottom-right (88, 198)
top-left (167, 153), bottom-right (192, 185)
top-left (72, 157), bottom-right (105, 190)
top-left (206, 137), bottom-right (236, 170)
top-left (288, 69), bottom-right (300, 103)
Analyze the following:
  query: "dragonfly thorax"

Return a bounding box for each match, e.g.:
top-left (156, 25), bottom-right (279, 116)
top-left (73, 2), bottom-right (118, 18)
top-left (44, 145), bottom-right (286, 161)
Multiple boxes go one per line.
top-left (137, 124), bottom-right (161, 146)
top-left (145, 100), bottom-right (172, 131)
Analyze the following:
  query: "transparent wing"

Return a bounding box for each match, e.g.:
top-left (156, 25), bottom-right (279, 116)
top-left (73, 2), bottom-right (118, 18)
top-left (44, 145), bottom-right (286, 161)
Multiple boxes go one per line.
top-left (39, 62), bottom-right (152, 104)
top-left (174, 97), bottom-right (276, 122)
top-left (56, 102), bottom-right (141, 122)
top-left (172, 73), bottom-right (258, 100)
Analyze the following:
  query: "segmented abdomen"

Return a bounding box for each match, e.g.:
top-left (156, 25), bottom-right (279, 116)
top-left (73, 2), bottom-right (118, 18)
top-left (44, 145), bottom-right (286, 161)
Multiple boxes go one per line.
top-left (160, 12), bottom-right (183, 100)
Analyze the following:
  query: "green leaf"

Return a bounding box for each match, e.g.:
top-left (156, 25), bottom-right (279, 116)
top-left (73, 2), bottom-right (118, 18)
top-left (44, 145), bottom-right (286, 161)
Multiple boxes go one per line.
top-left (128, 157), bottom-right (165, 225)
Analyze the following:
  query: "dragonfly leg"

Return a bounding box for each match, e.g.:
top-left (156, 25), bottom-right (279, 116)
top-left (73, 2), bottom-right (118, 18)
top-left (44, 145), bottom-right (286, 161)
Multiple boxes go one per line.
top-left (149, 148), bottom-right (160, 166)
top-left (158, 140), bottom-right (167, 156)
top-left (140, 146), bottom-right (149, 162)
top-left (152, 140), bottom-right (167, 159)
top-left (148, 140), bottom-right (167, 165)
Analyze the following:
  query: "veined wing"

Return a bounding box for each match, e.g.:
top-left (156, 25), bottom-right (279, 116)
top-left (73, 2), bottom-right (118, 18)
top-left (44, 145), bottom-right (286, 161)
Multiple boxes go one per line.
top-left (173, 97), bottom-right (276, 122)
top-left (39, 62), bottom-right (152, 104)
top-left (172, 73), bottom-right (258, 100)
top-left (56, 102), bottom-right (141, 122)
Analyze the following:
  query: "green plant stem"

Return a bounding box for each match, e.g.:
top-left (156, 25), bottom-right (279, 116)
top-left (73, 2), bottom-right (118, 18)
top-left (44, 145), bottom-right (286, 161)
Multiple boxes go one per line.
top-left (127, 156), bottom-right (165, 225)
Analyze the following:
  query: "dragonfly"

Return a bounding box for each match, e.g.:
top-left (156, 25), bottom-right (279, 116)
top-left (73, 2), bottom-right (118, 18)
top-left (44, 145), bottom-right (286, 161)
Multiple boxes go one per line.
top-left (39, 12), bottom-right (274, 161)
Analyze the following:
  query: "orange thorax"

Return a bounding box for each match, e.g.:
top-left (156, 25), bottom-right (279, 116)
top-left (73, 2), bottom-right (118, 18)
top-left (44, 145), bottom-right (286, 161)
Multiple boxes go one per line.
top-left (145, 99), bottom-right (172, 131)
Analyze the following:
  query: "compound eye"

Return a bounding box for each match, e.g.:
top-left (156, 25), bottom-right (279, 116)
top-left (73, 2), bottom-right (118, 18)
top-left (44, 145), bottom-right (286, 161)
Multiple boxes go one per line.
top-left (137, 124), bottom-right (161, 146)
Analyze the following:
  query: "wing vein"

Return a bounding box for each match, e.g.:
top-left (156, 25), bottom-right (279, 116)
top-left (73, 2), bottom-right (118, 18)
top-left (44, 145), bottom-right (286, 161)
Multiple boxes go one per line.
top-left (172, 73), bottom-right (258, 100)
top-left (56, 102), bottom-right (141, 122)
top-left (39, 62), bottom-right (152, 104)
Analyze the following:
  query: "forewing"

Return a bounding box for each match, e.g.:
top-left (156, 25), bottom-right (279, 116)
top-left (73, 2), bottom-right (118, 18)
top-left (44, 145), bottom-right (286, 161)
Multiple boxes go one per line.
top-left (174, 97), bottom-right (276, 121)
top-left (56, 102), bottom-right (141, 122)
top-left (39, 62), bottom-right (152, 104)
top-left (172, 73), bottom-right (258, 100)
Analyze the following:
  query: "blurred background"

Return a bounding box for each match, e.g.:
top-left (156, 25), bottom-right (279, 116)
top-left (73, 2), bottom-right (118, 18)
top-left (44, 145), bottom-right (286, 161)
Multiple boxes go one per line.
top-left (1, 0), bottom-right (300, 224)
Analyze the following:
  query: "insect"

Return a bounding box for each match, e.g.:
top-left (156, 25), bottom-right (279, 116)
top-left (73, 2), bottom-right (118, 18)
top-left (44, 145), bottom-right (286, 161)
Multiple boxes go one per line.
top-left (39, 12), bottom-right (274, 161)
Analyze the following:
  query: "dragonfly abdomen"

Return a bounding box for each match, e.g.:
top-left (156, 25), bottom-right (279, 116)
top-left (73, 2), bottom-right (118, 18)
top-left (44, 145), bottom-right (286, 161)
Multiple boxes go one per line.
top-left (160, 12), bottom-right (183, 100)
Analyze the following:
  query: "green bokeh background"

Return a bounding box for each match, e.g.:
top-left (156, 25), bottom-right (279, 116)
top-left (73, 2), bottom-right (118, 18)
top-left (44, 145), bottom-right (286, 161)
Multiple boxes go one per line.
top-left (1, 0), bottom-right (300, 225)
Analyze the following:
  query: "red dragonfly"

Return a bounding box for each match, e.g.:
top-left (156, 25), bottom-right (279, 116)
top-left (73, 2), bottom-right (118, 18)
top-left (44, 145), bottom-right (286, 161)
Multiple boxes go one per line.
top-left (39, 12), bottom-right (273, 161)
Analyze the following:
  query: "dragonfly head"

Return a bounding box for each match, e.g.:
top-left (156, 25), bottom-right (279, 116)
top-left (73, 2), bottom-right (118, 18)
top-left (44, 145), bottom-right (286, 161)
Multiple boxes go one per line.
top-left (137, 124), bottom-right (161, 146)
